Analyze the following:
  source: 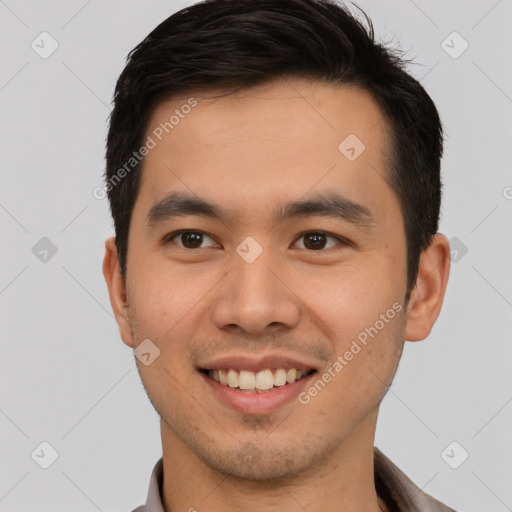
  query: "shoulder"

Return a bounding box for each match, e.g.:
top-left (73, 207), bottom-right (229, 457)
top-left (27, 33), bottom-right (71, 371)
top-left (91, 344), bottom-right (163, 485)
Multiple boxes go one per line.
top-left (374, 446), bottom-right (458, 512)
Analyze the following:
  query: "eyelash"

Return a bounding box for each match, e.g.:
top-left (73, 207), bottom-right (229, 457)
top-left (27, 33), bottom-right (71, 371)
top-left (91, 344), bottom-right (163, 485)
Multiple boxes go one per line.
top-left (163, 230), bottom-right (350, 252)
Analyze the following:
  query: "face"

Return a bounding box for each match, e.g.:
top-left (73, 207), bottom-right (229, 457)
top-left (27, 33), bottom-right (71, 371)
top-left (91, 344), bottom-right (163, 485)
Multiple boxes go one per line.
top-left (112, 78), bottom-right (412, 480)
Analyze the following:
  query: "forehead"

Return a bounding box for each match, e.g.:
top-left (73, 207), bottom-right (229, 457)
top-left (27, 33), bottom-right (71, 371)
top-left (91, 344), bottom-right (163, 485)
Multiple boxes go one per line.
top-left (135, 77), bottom-right (394, 223)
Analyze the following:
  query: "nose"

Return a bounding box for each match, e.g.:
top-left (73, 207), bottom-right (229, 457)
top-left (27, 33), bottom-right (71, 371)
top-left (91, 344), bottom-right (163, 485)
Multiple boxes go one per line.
top-left (211, 246), bottom-right (301, 335)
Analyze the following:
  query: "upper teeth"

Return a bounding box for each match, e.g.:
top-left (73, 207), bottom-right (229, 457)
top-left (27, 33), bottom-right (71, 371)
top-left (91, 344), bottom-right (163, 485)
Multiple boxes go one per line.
top-left (207, 368), bottom-right (309, 390)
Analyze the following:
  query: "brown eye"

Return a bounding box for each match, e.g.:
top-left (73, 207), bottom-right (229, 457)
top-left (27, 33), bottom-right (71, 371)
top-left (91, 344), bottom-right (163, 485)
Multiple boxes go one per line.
top-left (294, 231), bottom-right (345, 251)
top-left (165, 230), bottom-right (216, 249)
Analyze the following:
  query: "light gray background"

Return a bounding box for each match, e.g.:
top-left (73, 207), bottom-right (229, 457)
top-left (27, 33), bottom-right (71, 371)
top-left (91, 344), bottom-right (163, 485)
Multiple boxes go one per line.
top-left (1, 0), bottom-right (511, 511)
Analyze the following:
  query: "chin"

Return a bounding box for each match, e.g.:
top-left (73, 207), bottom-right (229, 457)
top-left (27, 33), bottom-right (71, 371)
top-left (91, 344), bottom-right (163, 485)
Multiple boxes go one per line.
top-left (195, 438), bottom-right (327, 482)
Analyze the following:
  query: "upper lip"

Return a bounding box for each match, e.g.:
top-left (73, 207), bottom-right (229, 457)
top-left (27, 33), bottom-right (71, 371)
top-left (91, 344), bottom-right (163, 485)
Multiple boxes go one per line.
top-left (197, 354), bottom-right (320, 373)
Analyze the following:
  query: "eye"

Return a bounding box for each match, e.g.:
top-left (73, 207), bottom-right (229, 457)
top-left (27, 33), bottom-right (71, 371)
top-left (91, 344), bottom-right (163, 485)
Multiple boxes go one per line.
top-left (164, 230), bottom-right (217, 249)
top-left (163, 230), bottom-right (349, 251)
top-left (293, 231), bottom-right (347, 251)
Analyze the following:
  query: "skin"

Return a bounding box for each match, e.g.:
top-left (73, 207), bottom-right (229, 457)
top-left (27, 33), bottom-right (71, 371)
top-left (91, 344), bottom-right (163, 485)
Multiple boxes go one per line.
top-left (103, 77), bottom-right (450, 512)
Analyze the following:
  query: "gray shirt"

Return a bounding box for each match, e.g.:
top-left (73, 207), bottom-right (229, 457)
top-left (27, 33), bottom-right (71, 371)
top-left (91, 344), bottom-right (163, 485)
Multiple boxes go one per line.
top-left (132, 446), bottom-right (457, 512)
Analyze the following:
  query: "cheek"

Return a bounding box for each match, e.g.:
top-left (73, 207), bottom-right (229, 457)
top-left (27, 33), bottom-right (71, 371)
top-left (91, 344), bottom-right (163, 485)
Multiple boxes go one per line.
top-left (307, 268), bottom-right (405, 373)
top-left (312, 264), bottom-right (400, 324)
top-left (128, 260), bottom-right (213, 331)
top-left (311, 309), bottom-right (404, 420)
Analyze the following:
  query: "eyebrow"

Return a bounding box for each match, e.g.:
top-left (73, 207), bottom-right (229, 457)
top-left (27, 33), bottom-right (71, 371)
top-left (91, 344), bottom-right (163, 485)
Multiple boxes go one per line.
top-left (146, 190), bottom-right (375, 229)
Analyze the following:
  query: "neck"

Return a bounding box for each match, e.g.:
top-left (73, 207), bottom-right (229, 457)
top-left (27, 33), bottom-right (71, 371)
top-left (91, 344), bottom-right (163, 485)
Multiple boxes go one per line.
top-left (159, 409), bottom-right (386, 512)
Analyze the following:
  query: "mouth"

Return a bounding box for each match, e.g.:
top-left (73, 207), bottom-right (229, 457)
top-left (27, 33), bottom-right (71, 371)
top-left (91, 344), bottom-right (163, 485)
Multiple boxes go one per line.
top-left (197, 354), bottom-right (321, 414)
top-left (200, 367), bottom-right (317, 393)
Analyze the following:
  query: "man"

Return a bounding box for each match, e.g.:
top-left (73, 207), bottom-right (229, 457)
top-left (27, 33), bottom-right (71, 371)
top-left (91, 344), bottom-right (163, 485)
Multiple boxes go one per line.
top-left (102, 0), bottom-right (456, 510)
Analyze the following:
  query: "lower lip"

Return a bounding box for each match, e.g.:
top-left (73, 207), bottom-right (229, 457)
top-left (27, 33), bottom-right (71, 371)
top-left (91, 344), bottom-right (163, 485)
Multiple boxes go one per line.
top-left (199, 371), bottom-right (316, 415)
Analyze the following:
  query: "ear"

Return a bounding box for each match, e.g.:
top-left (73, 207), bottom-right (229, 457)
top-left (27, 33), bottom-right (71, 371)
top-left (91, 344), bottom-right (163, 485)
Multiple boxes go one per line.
top-left (102, 236), bottom-right (135, 348)
top-left (404, 233), bottom-right (451, 341)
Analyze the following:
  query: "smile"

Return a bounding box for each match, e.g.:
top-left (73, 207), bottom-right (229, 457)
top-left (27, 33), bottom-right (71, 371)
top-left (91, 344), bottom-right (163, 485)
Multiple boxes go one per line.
top-left (203, 368), bottom-right (316, 393)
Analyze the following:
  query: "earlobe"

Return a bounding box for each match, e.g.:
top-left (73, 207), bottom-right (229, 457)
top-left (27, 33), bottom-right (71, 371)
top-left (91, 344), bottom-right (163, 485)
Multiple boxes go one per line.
top-left (404, 233), bottom-right (451, 342)
top-left (102, 236), bottom-right (135, 348)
